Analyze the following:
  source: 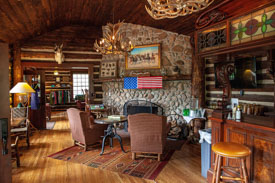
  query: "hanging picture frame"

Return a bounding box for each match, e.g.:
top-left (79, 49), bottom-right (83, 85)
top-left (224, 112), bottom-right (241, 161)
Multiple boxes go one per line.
top-left (125, 43), bottom-right (161, 70)
top-left (100, 60), bottom-right (118, 78)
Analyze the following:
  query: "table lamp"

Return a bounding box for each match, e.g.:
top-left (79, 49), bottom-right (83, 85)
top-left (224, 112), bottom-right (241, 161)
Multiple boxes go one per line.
top-left (10, 82), bottom-right (35, 107)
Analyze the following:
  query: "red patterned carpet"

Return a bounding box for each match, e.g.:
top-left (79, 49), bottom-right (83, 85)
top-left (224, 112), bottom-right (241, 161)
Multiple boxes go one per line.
top-left (48, 143), bottom-right (175, 180)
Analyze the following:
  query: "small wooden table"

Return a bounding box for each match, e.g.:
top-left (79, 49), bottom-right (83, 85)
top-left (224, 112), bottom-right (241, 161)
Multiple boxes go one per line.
top-left (94, 116), bottom-right (127, 155)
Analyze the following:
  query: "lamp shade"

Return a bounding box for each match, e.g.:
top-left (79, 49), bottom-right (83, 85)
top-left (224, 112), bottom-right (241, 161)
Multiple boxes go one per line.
top-left (10, 82), bottom-right (35, 94)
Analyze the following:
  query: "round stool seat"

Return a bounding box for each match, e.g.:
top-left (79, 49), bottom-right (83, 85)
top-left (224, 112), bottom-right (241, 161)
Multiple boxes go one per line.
top-left (212, 142), bottom-right (251, 158)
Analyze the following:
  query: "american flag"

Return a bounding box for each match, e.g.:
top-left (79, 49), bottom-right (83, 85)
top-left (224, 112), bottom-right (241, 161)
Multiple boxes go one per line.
top-left (124, 76), bottom-right (163, 89)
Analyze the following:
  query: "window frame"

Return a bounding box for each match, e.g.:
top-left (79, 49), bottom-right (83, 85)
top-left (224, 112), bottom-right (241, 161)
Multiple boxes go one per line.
top-left (72, 73), bottom-right (89, 99)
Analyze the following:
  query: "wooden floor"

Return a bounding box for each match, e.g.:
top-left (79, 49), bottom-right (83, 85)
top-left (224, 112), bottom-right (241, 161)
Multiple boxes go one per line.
top-left (12, 112), bottom-right (207, 183)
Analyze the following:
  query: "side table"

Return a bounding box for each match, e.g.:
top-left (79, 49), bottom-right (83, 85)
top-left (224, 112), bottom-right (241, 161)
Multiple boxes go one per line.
top-left (94, 117), bottom-right (127, 155)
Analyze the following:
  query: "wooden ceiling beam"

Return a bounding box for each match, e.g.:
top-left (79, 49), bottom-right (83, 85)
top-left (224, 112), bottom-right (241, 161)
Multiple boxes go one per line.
top-left (21, 51), bottom-right (102, 60)
top-left (21, 44), bottom-right (96, 52)
top-left (21, 61), bottom-right (98, 68)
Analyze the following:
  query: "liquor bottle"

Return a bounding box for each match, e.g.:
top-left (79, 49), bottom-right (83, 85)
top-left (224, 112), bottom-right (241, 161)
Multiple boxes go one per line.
top-left (236, 105), bottom-right (242, 122)
top-left (232, 104), bottom-right (237, 120)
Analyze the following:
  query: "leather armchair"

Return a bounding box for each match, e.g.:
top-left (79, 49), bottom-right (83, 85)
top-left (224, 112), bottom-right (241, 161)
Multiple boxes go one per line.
top-left (128, 113), bottom-right (169, 161)
top-left (67, 108), bottom-right (107, 151)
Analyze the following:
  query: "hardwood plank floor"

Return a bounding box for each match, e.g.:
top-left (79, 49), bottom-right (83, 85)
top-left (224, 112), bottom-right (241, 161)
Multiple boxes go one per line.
top-left (12, 112), bottom-right (207, 183)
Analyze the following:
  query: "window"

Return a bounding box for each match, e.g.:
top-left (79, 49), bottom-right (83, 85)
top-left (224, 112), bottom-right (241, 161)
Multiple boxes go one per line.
top-left (73, 74), bottom-right (89, 98)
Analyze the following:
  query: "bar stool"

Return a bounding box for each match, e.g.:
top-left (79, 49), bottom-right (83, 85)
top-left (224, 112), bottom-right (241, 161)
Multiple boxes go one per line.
top-left (212, 142), bottom-right (251, 183)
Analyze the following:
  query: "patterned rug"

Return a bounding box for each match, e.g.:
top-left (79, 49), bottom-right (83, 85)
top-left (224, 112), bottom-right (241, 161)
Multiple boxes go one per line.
top-left (48, 142), bottom-right (177, 180)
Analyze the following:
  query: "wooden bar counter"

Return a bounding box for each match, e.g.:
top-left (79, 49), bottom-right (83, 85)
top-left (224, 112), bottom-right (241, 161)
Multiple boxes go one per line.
top-left (207, 113), bottom-right (275, 183)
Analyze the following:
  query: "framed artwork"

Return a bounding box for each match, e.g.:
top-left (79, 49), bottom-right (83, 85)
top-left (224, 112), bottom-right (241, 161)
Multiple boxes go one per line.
top-left (125, 44), bottom-right (161, 70)
top-left (100, 60), bottom-right (117, 78)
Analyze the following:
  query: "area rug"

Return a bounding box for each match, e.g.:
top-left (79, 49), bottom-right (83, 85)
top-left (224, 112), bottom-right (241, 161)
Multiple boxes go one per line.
top-left (48, 143), bottom-right (174, 180)
top-left (46, 122), bottom-right (56, 130)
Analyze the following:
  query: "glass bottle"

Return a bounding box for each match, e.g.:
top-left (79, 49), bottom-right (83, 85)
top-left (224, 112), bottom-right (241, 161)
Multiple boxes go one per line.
top-left (236, 105), bottom-right (241, 122)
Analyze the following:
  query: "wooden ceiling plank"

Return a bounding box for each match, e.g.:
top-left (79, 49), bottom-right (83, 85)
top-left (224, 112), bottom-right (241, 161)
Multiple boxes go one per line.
top-left (114, 0), bottom-right (141, 24)
top-left (0, 0), bottom-right (30, 41)
top-left (72, 0), bottom-right (80, 23)
top-left (94, 0), bottom-right (109, 26)
top-left (79, 0), bottom-right (90, 24)
top-left (22, 0), bottom-right (46, 38)
top-left (84, 0), bottom-right (99, 26)
top-left (0, 29), bottom-right (13, 43)
top-left (75, 0), bottom-right (85, 24)
top-left (11, 0), bottom-right (35, 36)
top-left (68, 0), bottom-right (74, 25)
top-left (48, 0), bottom-right (55, 28)
top-left (55, 0), bottom-right (65, 27)
top-left (0, 10), bottom-right (21, 42)
top-left (33, 0), bottom-right (49, 30)
top-left (41, 0), bottom-right (52, 28)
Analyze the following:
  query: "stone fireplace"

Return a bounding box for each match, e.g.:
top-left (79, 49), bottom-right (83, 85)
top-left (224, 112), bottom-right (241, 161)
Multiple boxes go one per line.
top-left (101, 22), bottom-right (192, 122)
top-left (102, 80), bottom-right (191, 121)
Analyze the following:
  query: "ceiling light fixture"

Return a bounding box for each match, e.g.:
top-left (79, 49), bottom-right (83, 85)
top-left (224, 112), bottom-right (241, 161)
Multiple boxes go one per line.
top-left (145, 0), bottom-right (215, 20)
top-left (94, 2), bottom-right (134, 55)
top-left (94, 21), bottom-right (134, 55)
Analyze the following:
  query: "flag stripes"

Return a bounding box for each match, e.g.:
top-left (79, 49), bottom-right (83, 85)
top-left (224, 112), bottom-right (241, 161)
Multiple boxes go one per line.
top-left (138, 76), bottom-right (163, 89)
top-left (124, 76), bottom-right (163, 89)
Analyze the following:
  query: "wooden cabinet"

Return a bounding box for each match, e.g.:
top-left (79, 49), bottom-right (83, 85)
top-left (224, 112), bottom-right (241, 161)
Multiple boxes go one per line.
top-left (208, 117), bottom-right (275, 183)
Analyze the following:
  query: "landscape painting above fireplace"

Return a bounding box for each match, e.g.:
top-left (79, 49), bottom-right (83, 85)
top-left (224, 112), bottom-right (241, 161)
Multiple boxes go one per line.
top-left (126, 44), bottom-right (161, 70)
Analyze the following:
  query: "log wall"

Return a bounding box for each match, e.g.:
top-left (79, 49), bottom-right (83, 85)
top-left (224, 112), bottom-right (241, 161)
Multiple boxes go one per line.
top-left (18, 25), bottom-right (103, 104)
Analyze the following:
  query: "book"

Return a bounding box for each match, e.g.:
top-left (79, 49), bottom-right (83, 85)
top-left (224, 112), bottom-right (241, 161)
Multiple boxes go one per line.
top-left (108, 115), bottom-right (125, 120)
top-left (90, 104), bottom-right (104, 110)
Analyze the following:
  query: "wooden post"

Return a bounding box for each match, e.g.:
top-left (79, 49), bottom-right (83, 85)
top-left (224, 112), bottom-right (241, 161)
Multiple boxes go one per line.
top-left (273, 50), bottom-right (275, 111)
top-left (0, 43), bottom-right (12, 183)
top-left (192, 31), bottom-right (205, 107)
top-left (192, 54), bottom-right (204, 107)
top-left (13, 44), bottom-right (22, 107)
top-left (39, 70), bottom-right (46, 129)
top-left (88, 65), bottom-right (94, 104)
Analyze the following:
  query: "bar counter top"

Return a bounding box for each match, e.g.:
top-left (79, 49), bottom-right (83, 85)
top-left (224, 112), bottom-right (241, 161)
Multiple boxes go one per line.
top-left (209, 111), bottom-right (275, 131)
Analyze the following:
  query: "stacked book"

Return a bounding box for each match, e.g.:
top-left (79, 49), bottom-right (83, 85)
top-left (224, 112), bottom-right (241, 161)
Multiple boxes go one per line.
top-left (108, 115), bottom-right (125, 120)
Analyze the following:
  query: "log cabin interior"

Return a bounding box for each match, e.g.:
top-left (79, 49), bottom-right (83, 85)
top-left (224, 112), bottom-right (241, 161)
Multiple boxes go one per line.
top-left (0, 0), bottom-right (274, 183)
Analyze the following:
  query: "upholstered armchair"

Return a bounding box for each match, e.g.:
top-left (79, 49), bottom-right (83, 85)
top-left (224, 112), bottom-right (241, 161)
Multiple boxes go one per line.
top-left (128, 113), bottom-right (170, 161)
top-left (67, 108), bottom-right (107, 151)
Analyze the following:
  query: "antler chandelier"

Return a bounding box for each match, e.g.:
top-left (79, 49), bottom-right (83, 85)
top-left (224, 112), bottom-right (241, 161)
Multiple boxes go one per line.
top-left (145, 0), bottom-right (215, 20)
top-left (94, 21), bottom-right (134, 55)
